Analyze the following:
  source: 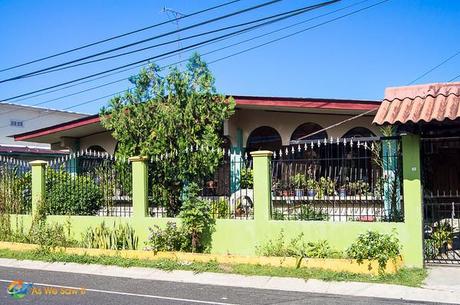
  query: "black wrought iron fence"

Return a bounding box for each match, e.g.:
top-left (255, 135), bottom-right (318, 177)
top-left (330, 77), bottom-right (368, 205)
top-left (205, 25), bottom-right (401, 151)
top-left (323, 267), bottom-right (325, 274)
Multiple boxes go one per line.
top-left (200, 155), bottom-right (253, 219)
top-left (0, 157), bottom-right (31, 214)
top-left (147, 149), bottom-right (254, 219)
top-left (46, 151), bottom-right (132, 216)
top-left (271, 137), bottom-right (403, 222)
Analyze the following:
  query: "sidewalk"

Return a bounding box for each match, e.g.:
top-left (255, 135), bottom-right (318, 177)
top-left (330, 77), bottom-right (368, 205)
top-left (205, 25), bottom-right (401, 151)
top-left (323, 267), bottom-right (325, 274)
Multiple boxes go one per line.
top-left (0, 258), bottom-right (458, 304)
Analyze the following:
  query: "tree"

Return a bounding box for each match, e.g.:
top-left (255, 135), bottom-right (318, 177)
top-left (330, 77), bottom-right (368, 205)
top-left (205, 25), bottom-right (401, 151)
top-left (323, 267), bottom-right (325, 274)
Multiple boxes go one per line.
top-left (100, 54), bottom-right (235, 214)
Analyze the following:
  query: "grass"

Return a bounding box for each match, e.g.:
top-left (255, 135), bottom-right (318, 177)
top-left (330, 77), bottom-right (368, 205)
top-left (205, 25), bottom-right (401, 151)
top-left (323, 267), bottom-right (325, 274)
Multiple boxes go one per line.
top-left (0, 248), bottom-right (427, 287)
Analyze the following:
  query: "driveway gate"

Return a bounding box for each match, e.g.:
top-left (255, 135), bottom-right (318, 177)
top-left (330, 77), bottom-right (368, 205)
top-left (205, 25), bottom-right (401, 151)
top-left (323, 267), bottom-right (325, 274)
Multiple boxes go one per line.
top-left (422, 137), bottom-right (460, 264)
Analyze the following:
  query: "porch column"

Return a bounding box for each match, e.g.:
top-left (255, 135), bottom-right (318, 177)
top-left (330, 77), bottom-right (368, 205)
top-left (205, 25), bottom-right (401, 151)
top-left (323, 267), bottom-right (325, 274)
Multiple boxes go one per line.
top-left (401, 134), bottom-right (424, 267)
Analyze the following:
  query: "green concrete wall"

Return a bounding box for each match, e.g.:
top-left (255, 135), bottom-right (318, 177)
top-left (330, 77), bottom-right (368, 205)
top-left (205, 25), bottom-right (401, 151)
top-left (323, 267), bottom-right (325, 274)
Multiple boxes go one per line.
top-left (19, 136), bottom-right (423, 267)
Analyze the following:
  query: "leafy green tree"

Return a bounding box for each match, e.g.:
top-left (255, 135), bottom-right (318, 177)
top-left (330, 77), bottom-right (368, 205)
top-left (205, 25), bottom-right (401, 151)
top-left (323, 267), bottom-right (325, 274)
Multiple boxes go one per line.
top-left (100, 54), bottom-right (235, 214)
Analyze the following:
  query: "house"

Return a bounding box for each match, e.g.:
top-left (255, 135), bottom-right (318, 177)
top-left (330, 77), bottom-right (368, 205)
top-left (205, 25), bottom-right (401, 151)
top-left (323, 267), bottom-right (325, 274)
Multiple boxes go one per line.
top-left (373, 81), bottom-right (460, 264)
top-left (0, 102), bottom-right (88, 160)
top-left (11, 95), bottom-right (381, 155)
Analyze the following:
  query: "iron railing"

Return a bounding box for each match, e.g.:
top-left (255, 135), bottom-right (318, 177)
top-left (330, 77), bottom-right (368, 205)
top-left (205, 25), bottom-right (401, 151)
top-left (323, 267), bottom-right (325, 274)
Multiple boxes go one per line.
top-left (270, 137), bottom-right (403, 222)
top-left (47, 151), bottom-right (132, 216)
top-left (0, 157), bottom-right (31, 214)
top-left (147, 150), bottom-right (254, 219)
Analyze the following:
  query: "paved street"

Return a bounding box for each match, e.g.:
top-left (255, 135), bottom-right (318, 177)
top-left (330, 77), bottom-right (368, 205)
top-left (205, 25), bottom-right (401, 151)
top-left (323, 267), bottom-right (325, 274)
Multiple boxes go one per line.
top-left (0, 266), bottom-right (447, 305)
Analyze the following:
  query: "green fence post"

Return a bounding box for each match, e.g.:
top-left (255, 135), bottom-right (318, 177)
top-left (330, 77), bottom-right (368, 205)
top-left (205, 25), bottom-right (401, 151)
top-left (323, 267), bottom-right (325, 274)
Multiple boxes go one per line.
top-left (250, 151), bottom-right (273, 222)
top-left (30, 160), bottom-right (47, 218)
top-left (129, 156), bottom-right (148, 218)
top-left (401, 134), bottom-right (424, 267)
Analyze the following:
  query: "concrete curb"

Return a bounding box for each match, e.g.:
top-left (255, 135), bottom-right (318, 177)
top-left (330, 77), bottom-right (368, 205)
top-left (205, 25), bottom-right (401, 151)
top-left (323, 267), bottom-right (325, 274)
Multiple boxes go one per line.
top-left (0, 258), bottom-right (458, 304)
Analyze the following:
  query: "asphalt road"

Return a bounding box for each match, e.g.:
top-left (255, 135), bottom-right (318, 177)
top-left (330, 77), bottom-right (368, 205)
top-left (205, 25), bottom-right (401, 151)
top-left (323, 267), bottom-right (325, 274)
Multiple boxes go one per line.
top-left (0, 266), bottom-right (446, 305)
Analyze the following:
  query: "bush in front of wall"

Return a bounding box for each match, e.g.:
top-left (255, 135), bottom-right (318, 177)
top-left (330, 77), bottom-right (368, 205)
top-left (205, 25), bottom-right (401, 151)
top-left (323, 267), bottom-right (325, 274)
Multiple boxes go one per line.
top-left (146, 183), bottom-right (215, 253)
top-left (80, 222), bottom-right (138, 250)
top-left (179, 183), bottom-right (215, 252)
top-left (145, 222), bottom-right (188, 252)
top-left (256, 230), bottom-right (342, 263)
top-left (45, 169), bottom-right (104, 216)
top-left (346, 230), bottom-right (401, 272)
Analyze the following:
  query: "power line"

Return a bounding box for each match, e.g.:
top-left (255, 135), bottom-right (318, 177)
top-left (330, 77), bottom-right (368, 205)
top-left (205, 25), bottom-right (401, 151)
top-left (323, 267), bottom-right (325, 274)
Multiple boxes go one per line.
top-left (22, 2), bottom-right (336, 78)
top-left (448, 73), bottom-right (460, 82)
top-left (0, 0), bottom-right (282, 83)
top-left (1, 0), bottom-right (338, 101)
top-left (0, 0), bottom-right (241, 73)
top-left (11, 0), bottom-right (370, 106)
top-left (1, 0), bottom-right (384, 129)
top-left (408, 49), bottom-right (460, 85)
top-left (208, 0), bottom-right (389, 65)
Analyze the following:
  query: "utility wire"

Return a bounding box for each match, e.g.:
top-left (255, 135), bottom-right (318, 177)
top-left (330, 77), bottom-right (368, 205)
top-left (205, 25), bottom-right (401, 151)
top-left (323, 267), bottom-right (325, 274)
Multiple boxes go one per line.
top-left (0, 0), bottom-right (241, 73)
top-left (11, 0), bottom-right (369, 105)
top-left (1, 0), bottom-right (337, 101)
top-left (0, 0), bottom-right (282, 83)
top-left (1, 0), bottom-right (384, 129)
top-left (24, 1), bottom-right (336, 78)
top-left (408, 49), bottom-right (460, 85)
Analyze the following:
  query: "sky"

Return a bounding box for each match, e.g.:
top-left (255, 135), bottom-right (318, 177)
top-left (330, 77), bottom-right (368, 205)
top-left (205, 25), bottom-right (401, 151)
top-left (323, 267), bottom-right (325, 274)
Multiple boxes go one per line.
top-left (1, 0), bottom-right (460, 115)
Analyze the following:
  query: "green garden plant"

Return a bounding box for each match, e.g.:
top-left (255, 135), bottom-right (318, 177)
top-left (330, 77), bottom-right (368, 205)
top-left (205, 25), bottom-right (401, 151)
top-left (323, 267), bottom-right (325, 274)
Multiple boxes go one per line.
top-left (431, 222), bottom-right (453, 253)
top-left (211, 198), bottom-right (230, 219)
top-left (346, 230), bottom-right (401, 272)
top-left (240, 167), bottom-right (253, 189)
top-left (45, 168), bottom-right (104, 216)
top-left (80, 222), bottom-right (138, 250)
top-left (179, 183), bottom-right (215, 252)
top-left (145, 222), bottom-right (187, 252)
top-left (256, 230), bottom-right (341, 266)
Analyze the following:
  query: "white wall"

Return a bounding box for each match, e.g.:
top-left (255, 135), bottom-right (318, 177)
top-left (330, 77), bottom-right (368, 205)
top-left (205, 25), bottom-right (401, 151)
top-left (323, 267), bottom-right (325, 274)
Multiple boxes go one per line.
top-left (0, 104), bottom-right (87, 148)
top-left (79, 131), bottom-right (117, 154)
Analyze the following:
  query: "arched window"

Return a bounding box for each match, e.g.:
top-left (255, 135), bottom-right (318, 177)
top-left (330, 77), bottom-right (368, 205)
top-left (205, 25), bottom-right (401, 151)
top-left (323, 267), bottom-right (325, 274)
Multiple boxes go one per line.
top-left (342, 127), bottom-right (375, 139)
top-left (290, 123), bottom-right (327, 142)
top-left (246, 126), bottom-right (282, 153)
top-left (87, 145), bottom-right (107, 153)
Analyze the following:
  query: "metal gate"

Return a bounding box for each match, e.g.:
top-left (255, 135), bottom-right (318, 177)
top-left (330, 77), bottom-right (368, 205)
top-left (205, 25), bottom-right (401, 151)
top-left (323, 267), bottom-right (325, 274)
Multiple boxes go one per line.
top-left (422, 137), bottom-right (460, 264)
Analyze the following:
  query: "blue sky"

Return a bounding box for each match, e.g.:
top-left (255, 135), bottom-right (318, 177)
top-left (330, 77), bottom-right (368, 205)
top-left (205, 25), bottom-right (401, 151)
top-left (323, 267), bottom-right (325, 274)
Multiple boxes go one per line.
top-left (1, 0), bottom-right (459, 114)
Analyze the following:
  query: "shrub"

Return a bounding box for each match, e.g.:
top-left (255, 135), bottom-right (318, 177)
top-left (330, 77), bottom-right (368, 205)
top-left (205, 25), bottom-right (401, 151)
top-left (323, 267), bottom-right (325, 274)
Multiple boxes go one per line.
top-left (256, 230), bottom-right (341, 263)
top-left (80, 222), bottom-right (138, 250)
top-left (45, 169), bottom-right (104, 215)
top-left (179, 184), bottom-right (215, 252)
top-left (146, 184), bottom-right (215, 253)
top-left (145, 222), bottom-right (187, 252)
top-left (346, 230), bottom-right (401, 272)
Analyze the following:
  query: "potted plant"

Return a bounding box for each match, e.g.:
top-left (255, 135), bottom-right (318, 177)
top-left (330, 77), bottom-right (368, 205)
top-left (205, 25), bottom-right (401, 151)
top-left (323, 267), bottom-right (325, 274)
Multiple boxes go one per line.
top-left (318, 177), bottom-right (335, 199)
top-left (306, 178), bottom-right (317, 198)
top-left (292, 173), bottom-right (307, 197)
top-left (432, 222), bottom-right (454, 254)
top-left (338, 183), bottom-right (347, 199)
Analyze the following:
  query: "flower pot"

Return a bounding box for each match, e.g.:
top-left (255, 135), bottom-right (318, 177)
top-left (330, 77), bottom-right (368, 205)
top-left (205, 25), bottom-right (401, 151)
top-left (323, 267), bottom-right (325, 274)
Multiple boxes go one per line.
top-left (295, 189), bottom-right (304, 197)
top-left (307, 189), bottom-right (316, 198)
top-left (339, 188), bottom-right (346, 199)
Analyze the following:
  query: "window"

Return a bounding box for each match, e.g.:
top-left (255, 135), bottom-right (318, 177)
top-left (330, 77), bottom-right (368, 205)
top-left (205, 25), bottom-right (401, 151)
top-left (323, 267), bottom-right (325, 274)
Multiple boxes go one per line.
top-left (10, 120), bottom-right (24, 127)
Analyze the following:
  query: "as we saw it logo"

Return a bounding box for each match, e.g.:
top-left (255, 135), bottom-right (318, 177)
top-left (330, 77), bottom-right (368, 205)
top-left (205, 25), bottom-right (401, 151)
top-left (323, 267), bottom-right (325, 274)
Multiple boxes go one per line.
top-left (7, 280), bottom-right (33, 299)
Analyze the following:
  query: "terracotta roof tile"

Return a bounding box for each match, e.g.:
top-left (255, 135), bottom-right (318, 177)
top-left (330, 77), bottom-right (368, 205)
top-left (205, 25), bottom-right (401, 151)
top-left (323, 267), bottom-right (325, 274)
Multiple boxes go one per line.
top-left (373, 82), bottom-right (460, 125)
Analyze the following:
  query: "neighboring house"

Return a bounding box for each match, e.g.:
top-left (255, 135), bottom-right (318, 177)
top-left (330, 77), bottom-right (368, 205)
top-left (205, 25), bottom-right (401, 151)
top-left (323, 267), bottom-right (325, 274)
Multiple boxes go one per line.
top-left (0, 102), bottom-right (88, 160)
top-left (11, 95), bottom-right (381, 155)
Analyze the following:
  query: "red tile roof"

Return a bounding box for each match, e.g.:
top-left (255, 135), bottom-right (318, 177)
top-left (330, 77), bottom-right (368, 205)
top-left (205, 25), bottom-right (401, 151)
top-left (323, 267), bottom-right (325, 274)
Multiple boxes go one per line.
top-left (373, 82), bottom-right (460, 125)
